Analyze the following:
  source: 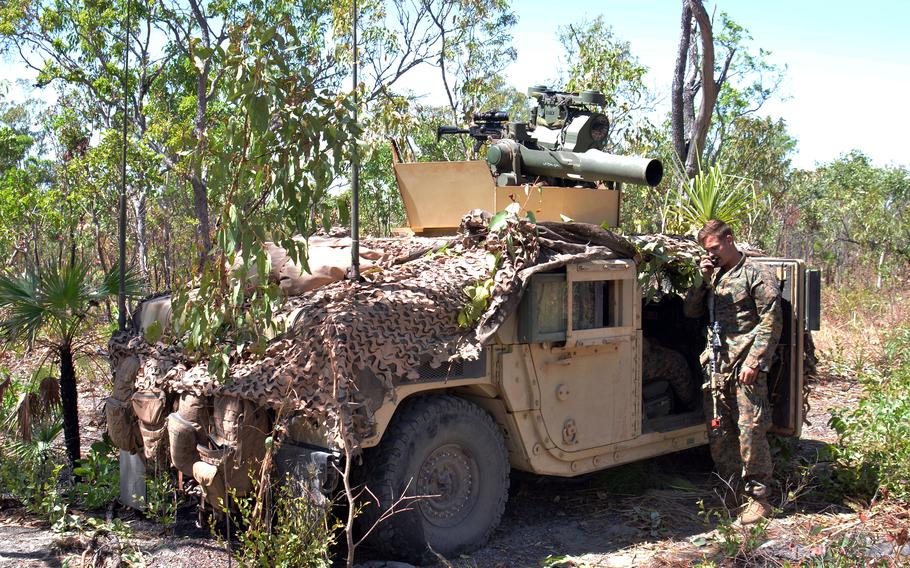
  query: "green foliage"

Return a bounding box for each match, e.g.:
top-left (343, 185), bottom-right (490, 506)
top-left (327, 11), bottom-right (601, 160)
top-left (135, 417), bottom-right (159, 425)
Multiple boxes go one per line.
top-left (457, 203), bottom-right (525, 328)
top-left (458, 277), bottom-right (496, 329)
top-left (695, 498), bottom-right (771, 561)
top-left (796, 533), bottom-right (888, 567)
top-left (704, 13), bottom-right (787, 166)
top-left (828, 325), bottom-right (910, 499)
top-left (556, 17), bottom-right (650, 152)
top-left (0, 125), bottom-right (33, 170)
top-left (633, 239), bottom-right (703, 302)
top-left (0, 260), bottom-right (142, 348)
top-left (5, 418), bottom-right (62, 464)
top-left (137, 472), bottom-right (180, 529)
top-left (0, 413), bottom-right (68, 526)
top-left (778, 152), bottom-right (910, 283)
top-left (218, 475), bottom-right (341, 568)
top-left (667, 161), bottom-right (756, 236)
top-left (171, 11), bottom-right (358, 380)
top-left (540, 555), bottom-right (577, 568)
top-left (73, 438), bottom-right (120, 510)
top-left (354, 143), bottom-right (406, 236)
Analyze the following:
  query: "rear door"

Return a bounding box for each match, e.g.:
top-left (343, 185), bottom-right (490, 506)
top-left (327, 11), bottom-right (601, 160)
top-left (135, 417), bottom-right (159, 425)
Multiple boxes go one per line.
top-left (755, 258), bottom-right (817, 437)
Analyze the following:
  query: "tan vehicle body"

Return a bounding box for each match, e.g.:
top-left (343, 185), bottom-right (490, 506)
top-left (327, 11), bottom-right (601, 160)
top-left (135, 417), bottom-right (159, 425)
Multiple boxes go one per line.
top-left (137, 160), bottom-right (808, 478)
top-left (354, 159), bottom-right (807, 477)
top-left (135, 159), bottom-right (808, 479)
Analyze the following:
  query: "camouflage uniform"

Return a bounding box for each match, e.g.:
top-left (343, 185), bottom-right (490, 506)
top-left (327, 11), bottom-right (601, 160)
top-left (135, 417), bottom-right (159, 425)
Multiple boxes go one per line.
top-left (684, 253), bottom-right (783, 495)
top-left (642, 337), bottom-right (699, 410)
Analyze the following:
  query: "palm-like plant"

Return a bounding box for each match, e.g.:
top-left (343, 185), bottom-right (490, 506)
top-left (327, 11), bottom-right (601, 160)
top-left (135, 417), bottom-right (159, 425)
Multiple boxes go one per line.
top-left (0, 261), bottom-right (141, 468)
top-left (667, 158), bottom-right (757, 236)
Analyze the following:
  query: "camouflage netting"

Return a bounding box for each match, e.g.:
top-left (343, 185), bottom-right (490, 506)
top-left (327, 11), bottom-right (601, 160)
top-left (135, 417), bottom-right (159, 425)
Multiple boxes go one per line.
top-left (106, 212), bottom-right (708, 506)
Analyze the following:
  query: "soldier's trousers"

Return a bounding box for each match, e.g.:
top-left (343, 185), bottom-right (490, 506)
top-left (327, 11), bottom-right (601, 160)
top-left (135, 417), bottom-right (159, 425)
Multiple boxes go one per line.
top-left (703, 370), bottom-right (773, 494)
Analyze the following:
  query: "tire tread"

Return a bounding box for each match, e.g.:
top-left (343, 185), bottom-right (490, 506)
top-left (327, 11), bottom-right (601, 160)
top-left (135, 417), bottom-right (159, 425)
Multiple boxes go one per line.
top-left (359, 395), bottom-right (509, 561)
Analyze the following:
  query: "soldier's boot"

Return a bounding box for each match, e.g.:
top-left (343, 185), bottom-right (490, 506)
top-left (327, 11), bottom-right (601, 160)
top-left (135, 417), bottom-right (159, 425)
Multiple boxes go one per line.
top-left (738, 497), bottom-right (772, 524)
top-left (738, 479), bottom-right (771, 524)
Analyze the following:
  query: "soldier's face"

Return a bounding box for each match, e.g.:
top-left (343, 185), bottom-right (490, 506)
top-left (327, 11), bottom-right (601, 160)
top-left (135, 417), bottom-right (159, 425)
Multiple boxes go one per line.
top-left (702, 234), bottom-right (738, 269)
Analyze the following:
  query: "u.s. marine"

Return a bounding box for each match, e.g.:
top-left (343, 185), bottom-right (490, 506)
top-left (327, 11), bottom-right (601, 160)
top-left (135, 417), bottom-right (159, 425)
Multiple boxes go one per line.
top-left (684, 219), bottom-right (783, 524)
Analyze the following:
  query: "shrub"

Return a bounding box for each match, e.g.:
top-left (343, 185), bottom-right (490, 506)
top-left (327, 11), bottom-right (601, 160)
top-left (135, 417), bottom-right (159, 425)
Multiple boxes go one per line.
top-left (828, 325), bottom-right (910, 499)
top-left (73, 438), bottom-right (120, 510)
top-left (219, 474), bottom-right (342, 568)
top-left (137, 472), bottom-right (180, 529)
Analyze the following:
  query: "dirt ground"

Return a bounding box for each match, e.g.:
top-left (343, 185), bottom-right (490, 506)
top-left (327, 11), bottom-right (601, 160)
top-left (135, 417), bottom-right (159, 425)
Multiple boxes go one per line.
top-left (0, 371), bottom-right (904, 568)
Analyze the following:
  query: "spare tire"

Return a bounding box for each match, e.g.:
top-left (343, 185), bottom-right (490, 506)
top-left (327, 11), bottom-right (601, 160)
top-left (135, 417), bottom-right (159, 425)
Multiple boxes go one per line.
top-left (357, 395), bottom-right (509, 563)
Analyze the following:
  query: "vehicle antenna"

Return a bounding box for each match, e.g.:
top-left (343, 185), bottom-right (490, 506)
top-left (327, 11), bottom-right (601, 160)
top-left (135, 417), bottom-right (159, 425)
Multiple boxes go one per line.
top-left (117, 0), bottom-right (131, 330)
top-left (349, 0), bottom-right (361, 280)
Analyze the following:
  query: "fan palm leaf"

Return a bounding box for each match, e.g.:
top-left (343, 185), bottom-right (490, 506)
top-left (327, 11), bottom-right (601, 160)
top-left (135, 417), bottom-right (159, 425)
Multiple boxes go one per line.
top-left (0, 260), bottom-right (143, 467)
top-left (0, 261), bottom-right (143, 348)
top-left (0, 271), bottom-right (44, 347)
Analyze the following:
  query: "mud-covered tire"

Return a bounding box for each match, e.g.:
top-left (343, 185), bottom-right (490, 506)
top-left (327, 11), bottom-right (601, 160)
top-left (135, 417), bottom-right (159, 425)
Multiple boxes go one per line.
top-left (357, 395), bottom-right (509, 563)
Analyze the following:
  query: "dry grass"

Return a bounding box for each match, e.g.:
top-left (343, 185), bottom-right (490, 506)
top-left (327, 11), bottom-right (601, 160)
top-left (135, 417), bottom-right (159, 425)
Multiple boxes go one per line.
top-left (813, 281), bottom-right (910, 375)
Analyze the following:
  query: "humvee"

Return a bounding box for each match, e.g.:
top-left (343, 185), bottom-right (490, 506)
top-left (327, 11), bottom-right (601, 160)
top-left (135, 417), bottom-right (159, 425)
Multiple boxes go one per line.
top-left (134, 88), bottom-right (821, 563)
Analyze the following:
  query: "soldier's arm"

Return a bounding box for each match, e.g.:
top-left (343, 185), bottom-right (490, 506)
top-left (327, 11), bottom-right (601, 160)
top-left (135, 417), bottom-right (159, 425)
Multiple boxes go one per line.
top-left (744, 267), bottom-right (783, 371)
top-left (682, 282), bottom-right (707, 318)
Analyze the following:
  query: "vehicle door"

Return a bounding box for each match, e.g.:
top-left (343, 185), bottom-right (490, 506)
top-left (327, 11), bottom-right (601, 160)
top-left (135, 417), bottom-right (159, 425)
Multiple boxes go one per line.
top-left (755, 259), bottom-right (821, 437)
top-left (520, 259), bottom-right (641, 452)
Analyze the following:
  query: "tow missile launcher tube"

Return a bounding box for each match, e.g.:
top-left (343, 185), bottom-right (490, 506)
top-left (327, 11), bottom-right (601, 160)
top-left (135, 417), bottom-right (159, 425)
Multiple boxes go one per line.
top-left (486, 140), bottom-right (664, 187)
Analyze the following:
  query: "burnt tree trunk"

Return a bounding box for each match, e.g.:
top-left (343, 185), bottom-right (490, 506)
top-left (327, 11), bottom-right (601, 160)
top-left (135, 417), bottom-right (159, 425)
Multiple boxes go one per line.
top-left (670, 0), bottom-right (720, 178)
top-left (59, 345), bottom-right (81, 474)
top-left (671, 1), bottom-right (692, 165)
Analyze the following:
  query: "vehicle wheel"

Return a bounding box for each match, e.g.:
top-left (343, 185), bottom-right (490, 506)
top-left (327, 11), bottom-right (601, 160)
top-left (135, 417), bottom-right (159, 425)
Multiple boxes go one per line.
top-left (357, 395), bottom-right (509, 563)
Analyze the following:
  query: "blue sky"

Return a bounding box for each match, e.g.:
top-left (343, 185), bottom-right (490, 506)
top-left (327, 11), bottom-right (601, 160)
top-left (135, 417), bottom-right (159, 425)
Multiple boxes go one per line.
top-left (499, 0), bottom-right (910, 169)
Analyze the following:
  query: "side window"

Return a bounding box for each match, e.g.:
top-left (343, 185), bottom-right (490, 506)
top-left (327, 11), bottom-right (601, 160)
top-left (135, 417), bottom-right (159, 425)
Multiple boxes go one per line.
top-left (518, 262), bottom-right (635, 343)
top-left (572, 280), bottom-right (621, 329)
top-left (518, 273), bottom-right (567, 342)
top-left (536, 277), bottom-right (567, 335)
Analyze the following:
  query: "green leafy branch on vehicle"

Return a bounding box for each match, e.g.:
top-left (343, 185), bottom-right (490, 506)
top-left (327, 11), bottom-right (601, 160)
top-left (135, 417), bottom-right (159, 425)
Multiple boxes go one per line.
top-left (633, 238), bottom-right (703, 302)
top-left (457, 203), bottom-right (527, 329)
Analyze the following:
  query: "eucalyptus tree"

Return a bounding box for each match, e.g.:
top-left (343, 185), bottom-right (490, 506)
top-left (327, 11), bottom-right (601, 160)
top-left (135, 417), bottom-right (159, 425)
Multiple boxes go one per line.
top-left (0, 0), bottom-right (168, 275)
top-left (782, 153), bottom-right (910, 285)
top-left (556, 16), bottom-right (653, 153)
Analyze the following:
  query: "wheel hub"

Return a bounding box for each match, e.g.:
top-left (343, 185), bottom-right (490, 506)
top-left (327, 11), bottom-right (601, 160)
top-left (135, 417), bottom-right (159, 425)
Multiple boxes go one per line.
top-left (416, 443), bottom-right (477, 528)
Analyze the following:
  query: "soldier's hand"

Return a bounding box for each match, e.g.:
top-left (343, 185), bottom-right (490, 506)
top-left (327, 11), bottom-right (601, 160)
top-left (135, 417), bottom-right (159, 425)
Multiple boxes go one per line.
top-left (740, 365), bottom-right (759, 386)
top-left (699, 256), bottom-right (716, 279)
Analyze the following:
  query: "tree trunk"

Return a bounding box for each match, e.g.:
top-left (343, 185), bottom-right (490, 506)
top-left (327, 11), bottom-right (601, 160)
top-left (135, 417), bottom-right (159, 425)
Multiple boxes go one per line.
top-left (670, 0), bottom-right (720, 178)
top-left (671, 1), bottom-right (692, 164)
top-left (59, 345), bottom-right (81, 473)
top-left (91, 204), bottom-right (112, 321)
top-left (191, 176), bottom-right (212, 265)
top-left (131, 190), bottom-right (149, 280)
top-left (685, 0), bottom-right (718, 178)
top-left (191, 0), bottom-right (214, 265)
top-left (877, 250), bottom-right (885, 288)
top-left (32, 218), bottom-right (40, 267)
top-left (163, 217), bottom-right (173, 289)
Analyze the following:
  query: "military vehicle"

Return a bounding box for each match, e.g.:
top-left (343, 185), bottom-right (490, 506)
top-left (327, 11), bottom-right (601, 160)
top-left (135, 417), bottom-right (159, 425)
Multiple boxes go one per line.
top-left (124, 87), bottom-right (820, 563)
